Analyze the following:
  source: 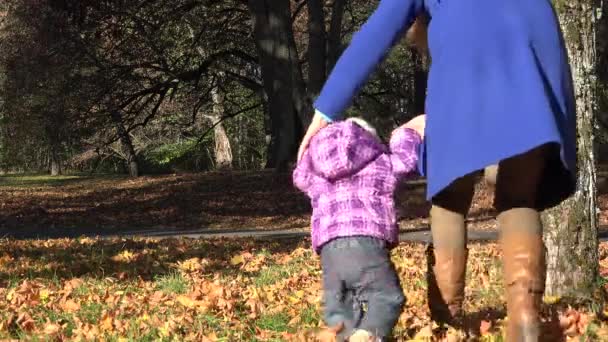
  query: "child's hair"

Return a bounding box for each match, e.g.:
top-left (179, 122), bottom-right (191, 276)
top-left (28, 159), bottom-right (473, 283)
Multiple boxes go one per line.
top-left (346, 117), bottom-right (379, 138)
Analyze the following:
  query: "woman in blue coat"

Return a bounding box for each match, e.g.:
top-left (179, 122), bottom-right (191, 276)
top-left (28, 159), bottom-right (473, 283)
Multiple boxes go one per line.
top-left (297, 0), bottom-right (576, 340)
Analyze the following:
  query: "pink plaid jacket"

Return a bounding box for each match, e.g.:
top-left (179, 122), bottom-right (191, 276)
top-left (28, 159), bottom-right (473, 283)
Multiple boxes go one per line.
top-left (293, 121), bottom-right (422, 253)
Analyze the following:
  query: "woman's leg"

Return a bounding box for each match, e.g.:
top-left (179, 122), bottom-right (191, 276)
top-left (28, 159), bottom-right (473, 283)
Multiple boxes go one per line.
top-left (428, 173), bottom-right (476, 327)
top-left (495, 144), bottom-right (549, 342)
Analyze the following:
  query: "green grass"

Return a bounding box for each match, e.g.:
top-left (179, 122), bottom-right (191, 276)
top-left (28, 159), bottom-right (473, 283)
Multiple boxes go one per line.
top-left (299, 304), bottom-right (320, 327)
top-left (0, 173), bottom-right (125, 188)
top-left (256, 312), bottom-right (291, 333)
top-left (254, 265), bottom-right (293, 287)
top-left (253, 253), bottom-right (311, 287)
top-left (154, 271), bottom-right (189, 294)
top-left (79, 302), bottom-right (104, 324)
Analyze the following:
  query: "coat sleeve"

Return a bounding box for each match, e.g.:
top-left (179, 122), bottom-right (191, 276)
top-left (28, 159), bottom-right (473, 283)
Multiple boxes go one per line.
top-left (389, 127), bottom-right (423, 179)
top-left (314, 0), bottom-right (424, 120)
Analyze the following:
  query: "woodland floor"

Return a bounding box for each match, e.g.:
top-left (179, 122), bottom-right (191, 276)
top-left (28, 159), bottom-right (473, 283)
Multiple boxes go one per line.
top-left (1, 170), bottom-right (608, 341)
top-left (1, 168), bottom-right (607, 237)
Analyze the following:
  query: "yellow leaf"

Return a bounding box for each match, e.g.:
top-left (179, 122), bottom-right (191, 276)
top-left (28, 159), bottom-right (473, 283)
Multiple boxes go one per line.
top-left (544, 295), bottom-right (561, 304)
top-left (39, 289), bottom-right (50, 301)
top-left (112, 250), bottom-right (137, 263)
top-left (177, 295), bottom-right (196, 308)
top-left (158, 322), bottom-right (171, 337)
top-left (6, 289), bottom-right (14, 301)
top-left (411, 325), bottom-right (434, 340)
top-left (230, 254), bottom-right (245, 265)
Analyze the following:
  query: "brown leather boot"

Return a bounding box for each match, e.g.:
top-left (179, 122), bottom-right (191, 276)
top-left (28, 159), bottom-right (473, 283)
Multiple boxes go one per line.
top-left (501, 232), bottom-right (546, 342)
top-left (426, 245), bottom-right (468, 327)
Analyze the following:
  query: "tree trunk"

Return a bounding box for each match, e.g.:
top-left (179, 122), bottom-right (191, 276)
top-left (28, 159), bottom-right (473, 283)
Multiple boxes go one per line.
top-left (542, 1), bottom-right (601, 297)
top-left (50, 146), bottom-right (61, 176)
top-left (110, 110), bottom-right (139, 177)
top-left (248, 0), bottom-right (303, 171)
top-left (209, 86), bottom-right (233, 170)
top-left (327, 0), bottom-right (346, 72)
top-left (307, 0), bottom-right (327, 97)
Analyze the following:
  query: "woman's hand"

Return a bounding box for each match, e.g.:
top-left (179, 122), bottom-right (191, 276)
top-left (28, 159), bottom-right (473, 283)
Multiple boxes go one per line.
top-left (402, 114), bottom-right (426, 138)
top-left (297, 112), bottom-right (330, 161)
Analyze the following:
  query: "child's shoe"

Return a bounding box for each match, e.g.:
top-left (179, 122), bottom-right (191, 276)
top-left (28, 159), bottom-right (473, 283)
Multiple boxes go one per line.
top-left (316, 323), bottom-right (344, 342)
top-left (348, 329), bottom-right (381, 342)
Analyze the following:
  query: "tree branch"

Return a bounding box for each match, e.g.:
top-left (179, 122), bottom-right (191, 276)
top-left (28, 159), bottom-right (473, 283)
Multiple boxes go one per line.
top-left (194, 102), bottom-right (262, 146)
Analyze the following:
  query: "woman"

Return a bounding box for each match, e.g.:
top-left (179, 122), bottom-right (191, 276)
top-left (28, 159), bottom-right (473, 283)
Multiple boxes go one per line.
top-left (297, 1), bottom-right (576, 341)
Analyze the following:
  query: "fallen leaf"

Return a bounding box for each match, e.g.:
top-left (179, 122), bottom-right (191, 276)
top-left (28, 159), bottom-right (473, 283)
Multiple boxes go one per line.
top-left (43, 323), bottom-right (61, 335)
top-left (177, 295), bottom-right (196, 308)
top-left (412, 325), bottom-right (434, 340)
top-left (544, 295), bottom-right (561, 304)
top-left (61, 299), bottom-right (80, 312)
top-left (101, 312), bottom-right (113, 331)
top-left (202, 332), bottom-right (218, 341)
top-left (230, 254), bottom-right (245, 265)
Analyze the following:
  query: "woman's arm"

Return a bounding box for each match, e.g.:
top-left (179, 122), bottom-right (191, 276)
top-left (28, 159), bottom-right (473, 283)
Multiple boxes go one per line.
top-left (314, 0), bottom-right (424, 120)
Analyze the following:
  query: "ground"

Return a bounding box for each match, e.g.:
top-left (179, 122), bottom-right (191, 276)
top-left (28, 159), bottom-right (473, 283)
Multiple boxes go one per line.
top-left (1, 171), bottom-right (606, 237)
top-left (1, 171), bottom-right (608, 341)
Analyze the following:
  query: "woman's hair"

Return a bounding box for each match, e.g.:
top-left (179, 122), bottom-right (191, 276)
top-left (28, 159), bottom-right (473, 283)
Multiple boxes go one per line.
top-left (405, 13), bottom-right (430, 57)
top-left (346, 117), bottom-right (379, 138)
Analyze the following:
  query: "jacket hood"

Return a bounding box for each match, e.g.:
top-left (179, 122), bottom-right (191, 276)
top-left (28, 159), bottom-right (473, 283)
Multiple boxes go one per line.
top-left (306, 121), bottom-right (387, 181)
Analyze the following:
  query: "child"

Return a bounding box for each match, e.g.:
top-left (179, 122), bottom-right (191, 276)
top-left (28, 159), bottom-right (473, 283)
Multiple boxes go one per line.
top-left (293, 115), bottom-right (425, 341)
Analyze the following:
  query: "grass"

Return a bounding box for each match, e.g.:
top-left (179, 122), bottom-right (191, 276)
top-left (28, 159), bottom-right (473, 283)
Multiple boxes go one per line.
top-left (256, 312), bottom-right (291, 332)
top-left (0, 173), bottom-right (120, 188)
top-left (155, 271), bottom-right (189, 294)
top-left (254, 264), bottom-right (294, 287)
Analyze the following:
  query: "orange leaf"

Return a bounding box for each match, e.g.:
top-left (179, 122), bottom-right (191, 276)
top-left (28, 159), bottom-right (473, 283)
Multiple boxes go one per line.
top-left (101, 313), bottom-right (113, 331)
top-left (202, 332), bottom-right (218, 341)
top-left (61, 299), bottom-right (80, 313)
top-left (43, 323), bottom-right (61, 335)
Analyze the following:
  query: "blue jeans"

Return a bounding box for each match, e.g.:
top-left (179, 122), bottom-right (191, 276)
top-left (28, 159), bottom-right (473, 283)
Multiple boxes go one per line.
top-left (320, 237), bottom-right (405, 339)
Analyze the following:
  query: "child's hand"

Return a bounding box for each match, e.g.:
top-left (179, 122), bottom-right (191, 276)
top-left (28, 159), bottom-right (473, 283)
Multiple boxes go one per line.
top-left (402, 114), bottom-right (426, 138)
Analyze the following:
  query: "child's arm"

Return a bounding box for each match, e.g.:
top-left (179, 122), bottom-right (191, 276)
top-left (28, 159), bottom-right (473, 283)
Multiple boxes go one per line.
top-left (390, 116), bottom-right (425, 178)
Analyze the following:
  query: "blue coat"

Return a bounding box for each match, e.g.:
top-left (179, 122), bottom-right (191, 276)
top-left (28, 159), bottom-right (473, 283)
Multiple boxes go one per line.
top-left (314, 0), bottom-right (576, 208)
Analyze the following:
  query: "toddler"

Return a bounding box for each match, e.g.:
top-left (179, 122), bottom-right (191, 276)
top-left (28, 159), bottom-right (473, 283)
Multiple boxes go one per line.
top-left (293, 115), bottom-right (425, 341)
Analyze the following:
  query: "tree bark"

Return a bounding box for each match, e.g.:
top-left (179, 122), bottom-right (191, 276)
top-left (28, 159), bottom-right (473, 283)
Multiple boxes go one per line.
top-left (542, 0), bottom-right (601, 297)
top-left (248, 0), bottom-right (304, 171)
top-left (209, 86), bottom-right (233, 170)
top-left (327, 0), bottom-right (346, 72)
top-left (110, 110), bottom-right (139, 177)
top-left (307, 0), bottom-right (327, 97)
top-left (50, 147), bottom-right (61, 176)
